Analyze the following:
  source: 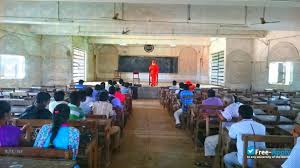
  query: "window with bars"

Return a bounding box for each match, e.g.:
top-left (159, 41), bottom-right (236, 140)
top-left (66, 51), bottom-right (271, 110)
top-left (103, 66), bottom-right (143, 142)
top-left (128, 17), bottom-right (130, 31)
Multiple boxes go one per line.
top-left (72, 48), bottom-right (86, 82)
top-left (210, 51), bottom-right (224, 86)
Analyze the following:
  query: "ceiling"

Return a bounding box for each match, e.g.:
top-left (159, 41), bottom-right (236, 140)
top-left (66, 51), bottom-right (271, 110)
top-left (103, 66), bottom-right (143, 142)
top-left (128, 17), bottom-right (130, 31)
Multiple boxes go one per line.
top-left (1, 0), bottom-right (300, 45)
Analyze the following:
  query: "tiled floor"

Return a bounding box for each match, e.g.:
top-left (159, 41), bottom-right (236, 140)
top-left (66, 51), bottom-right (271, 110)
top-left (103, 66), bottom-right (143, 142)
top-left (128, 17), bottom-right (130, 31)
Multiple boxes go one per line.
top-left (110, 99), bottom-right (198, 168)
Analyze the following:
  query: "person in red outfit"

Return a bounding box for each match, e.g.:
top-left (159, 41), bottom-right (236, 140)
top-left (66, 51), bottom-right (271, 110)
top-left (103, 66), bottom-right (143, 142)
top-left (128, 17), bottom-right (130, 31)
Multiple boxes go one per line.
top-left (149, 60), bottom-right (159, 87)
top-left (114, 87), bottom-right (126, 103)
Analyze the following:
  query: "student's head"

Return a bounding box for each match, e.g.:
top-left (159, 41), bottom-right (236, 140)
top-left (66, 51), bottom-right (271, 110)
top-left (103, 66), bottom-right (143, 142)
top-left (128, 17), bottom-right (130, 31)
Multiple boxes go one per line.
top-left (98, 91), bottom-right (109, 102)
top-left (196, 84), bottom-right (200, 88)
top-left (179, 82), bottom-right (184, 89)
top-left (78, 79), bottom-right (84, 85)
top-left (233, 95), bottom-right (239, 103)
top-left (109, 86), bottom-right (116, 95)
top-left (223, 95), bottom-right (235, 106)
top-left (100, 82), bottom-right (105, 87)
top-left (112, 81), bottom-right (117, 85)
top-left (100, 83), bottom-right (105, 90)
top-left (0, 101), bottom-right (11, 121)
top-left (207, 89), bottom-right (216, 98)
top-left (69, 91), bottom-right (81, 106)
top-left (36, 92), bottom-right (51, 107)
top-left (78, 90), bottom-right (87, 102)
top-left (119, 79), bottom-right (124, 85)
top-left (124, 82), bottom-right (129, 88)
top-left (54, 91), bottom-right (65, 101)
top-left (95, 84), bottom-right (101, 91)
top-left (108, 80), bottom-right (113, 85)
top-left (172, 80), bottom-right (177, 86)
top-left (183, 84), bottom-right (189, 90)
top-left (50, 104), bottom-right (70, 147)
top-left (116, 87), bottom-right (121, 92)
top-left (85, 87), bottom-right (93, 97)
top-left (238, 105), bottom-right (253, 119)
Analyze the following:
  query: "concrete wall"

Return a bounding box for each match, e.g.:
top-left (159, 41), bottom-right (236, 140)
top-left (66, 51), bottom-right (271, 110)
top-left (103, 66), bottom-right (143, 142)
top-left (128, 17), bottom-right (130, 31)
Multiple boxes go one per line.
top-left (0, 24), bottom-right (42, 87)
top-left (225, 38), bottom-right (253, 89)
top-left (87, 44), bottom-right (210, 84)
top-left (252, 31), bottom-right (300, 91)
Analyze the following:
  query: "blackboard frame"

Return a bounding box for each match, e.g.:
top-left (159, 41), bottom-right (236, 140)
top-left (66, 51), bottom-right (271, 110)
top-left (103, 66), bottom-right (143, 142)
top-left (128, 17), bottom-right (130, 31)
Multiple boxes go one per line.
top-left (118, 55), bottom-right (178, 73)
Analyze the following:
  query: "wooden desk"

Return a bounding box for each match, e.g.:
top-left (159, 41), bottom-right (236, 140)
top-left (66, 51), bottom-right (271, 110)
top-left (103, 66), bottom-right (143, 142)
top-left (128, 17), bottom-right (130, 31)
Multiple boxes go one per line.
top-left (0, 157), bottom-right (76, 168)
top-left (254, 115), bottom-right (293, 125)
top-left (276, 124), bottom-right (295, 135)
top-left (253, 108), bottom-right (266, 115)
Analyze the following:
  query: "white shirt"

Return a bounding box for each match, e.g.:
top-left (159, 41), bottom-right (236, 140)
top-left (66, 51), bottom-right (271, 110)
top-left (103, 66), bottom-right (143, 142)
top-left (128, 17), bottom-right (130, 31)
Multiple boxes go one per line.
top-left (92, 101), bottom-right (116, 118)
top-left (169, 86), bottom-right (179, 90)
top-left (105, 84), bottom-right (112, 91)
top-left (80, 96), bottom-right (94, 114)
top-left (229, 119), bottom-right (266, 165)
top-left (282, 137), bottom-right (300, 168)
top-left (222, 102), bottom-right (243, 121)
top-left (48, 101), bottom-right (67, 113)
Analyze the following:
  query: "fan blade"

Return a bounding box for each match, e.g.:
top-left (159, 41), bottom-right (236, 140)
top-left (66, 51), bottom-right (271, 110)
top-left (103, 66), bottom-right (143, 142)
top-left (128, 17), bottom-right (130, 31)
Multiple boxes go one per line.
top-left (265, 21), bottom-right (280, 24)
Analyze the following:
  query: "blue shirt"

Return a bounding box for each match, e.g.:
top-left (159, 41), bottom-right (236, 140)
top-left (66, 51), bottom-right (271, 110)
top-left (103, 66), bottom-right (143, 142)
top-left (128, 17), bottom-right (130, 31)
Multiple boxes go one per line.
top-left (229, 119), bottom-right (266, 165)
top-left (92, 90), bottom-right (100, 100)
top-left (109, 94), bottom-right (124, 110)
top-left (282, 137), bottom-right (300, 168)
top-left (74, 84), bottom-right (85, 90)
top-left (121, 87), bottom-right (129, 94)
top-left (179, 90), bottom-right (193, 112)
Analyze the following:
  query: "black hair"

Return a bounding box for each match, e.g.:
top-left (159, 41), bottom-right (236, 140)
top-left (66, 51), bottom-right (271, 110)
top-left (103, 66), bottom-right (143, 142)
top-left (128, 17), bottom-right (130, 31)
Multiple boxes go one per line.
top-left (172, 80), bottom-right (177, 86)
top-left (119, 79), bottom-right (124, 85)
top-left (112, 81), bottom-right (117, 85)
top-left (207, 89), bottom-right (216, 98)
top-left (49, 104), bottom-right (70, 147)
top-left (124, 82), bottom-right (129, 88)
top-left (108, 80), bottom-right (113, 85)
top-left (78, 79), bottom-right (84, 85)
top-left (233, 95), bottom-right (239, 103)
top-left (238, 105), bottom-right (253, 119)
top-left (100, 83), bottom-right (105, 90)
top-left (109, 86), bottom-right (116, 95)
top-left (36, 92), bottom-right (51, 104)
top-left (183, 84), bottom-right (189, 90)
top-left (196, 84), bottom-right (200, 88)
top-left (69, 91), bottom-right (81, 106)
top-left (98, 91), bottom-right (109, 101)
top-left (95, 84), bottom-right (101, 91)
top-left (116, 87), bottom-right (121, 92)
top-left (85, 87), bottom-right (93, 97)
top-left (0, 101), bottom-right (11, 119)
top-left (54, 91), bottom-right (65, 101)
top-left (179, 82), bottom-right (184, 89)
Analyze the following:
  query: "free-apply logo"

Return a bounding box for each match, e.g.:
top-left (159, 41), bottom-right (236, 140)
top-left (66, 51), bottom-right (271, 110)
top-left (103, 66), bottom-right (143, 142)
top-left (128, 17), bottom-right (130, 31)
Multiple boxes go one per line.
top-left (247, 146), bottom-right (255, 156)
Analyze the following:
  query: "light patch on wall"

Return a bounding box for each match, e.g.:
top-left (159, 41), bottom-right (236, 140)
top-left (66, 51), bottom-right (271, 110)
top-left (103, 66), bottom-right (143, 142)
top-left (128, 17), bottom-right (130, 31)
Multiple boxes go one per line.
top-left (0, 54), bottom-right (25, 79)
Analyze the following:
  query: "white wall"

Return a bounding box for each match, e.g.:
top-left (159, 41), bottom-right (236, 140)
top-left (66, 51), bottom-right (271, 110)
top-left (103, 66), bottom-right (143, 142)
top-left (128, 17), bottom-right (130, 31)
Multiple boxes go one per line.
top-left (252, 31), bottom-right (300, 91)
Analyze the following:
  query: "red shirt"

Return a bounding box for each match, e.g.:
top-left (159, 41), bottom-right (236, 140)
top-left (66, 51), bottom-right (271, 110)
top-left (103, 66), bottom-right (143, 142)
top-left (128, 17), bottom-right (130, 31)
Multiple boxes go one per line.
top-left (149, 64), bottom-right (159, 75)
top-left (115, 91), bottom-right (125, 103)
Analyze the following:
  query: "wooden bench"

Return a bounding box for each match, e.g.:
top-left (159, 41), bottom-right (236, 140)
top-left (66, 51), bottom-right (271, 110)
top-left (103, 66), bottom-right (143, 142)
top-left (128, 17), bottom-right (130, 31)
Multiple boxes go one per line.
top-left (242, 134), bottom-right (296, 168)
top-left (13, 119), bottom-right (99, 168)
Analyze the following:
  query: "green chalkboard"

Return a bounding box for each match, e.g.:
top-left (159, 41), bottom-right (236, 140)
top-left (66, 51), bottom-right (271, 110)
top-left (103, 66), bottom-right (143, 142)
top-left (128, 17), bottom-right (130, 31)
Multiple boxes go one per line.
top-left (118, 56), bottom-right (178, 73)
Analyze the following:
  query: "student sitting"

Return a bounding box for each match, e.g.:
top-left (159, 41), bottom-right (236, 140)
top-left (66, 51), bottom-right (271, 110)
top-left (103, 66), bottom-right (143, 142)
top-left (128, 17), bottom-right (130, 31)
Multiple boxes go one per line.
top-left (224, 105), bottom-right (266, 168)
top-left (195, 83), bottom-right (201, 91)
top-left (174, 84), bottom-right (193, 128)
top-left (92, 91), bottom-right (116, 119)
top-left (0, 101), bottom-right (30, 147)
top-left (108, 86), bottom-right (124, 110)
top-left (20, 92), bottom-right (52, 119)
top-left (119, 79), bottom-right (124, 86)
top-left (106, 80), bottom-right (113, 91)
top-left (49, 91), bottom-right (67, 113)
top-left (204, 95), bottom-right (242, 158)
top-left (175, 82), bottom-right (185, 95)
top-left (281, 124), bottom-right (300, 168)
top-left (74, 79), bottom-right (85, 90)
top-left (92, 84), bottom-right (101, 101)
top-left (169, 80), bottom-right (179, 90)
top-left (121, 82), bottom-right (130, 94)
top-left (34, 104), bottom-right (80, 160)
top-left (115, 87), bottom-right (125, 103)
top-left (80, 88), bottom-right (94, 115)
top-left (68, 91), bottom-right (85, 120)
top-left (202, 89), bottom-right (223, 108)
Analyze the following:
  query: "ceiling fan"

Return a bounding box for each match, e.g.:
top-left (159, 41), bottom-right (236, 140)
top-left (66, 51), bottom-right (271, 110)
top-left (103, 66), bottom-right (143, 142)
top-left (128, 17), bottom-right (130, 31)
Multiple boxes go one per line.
top-left (122, 28), bottom-right (130, 35)
top-left (251, 7), bottom-right (280, 25)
